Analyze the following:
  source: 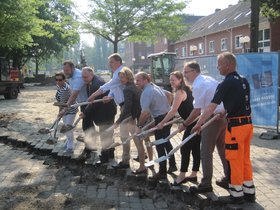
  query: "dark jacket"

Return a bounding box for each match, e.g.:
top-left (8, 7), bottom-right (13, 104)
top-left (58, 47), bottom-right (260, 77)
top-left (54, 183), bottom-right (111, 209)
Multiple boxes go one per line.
top-left (116, 83), bottom-right (141, 124)
top-left (84, 75), bottom-right (117, 125)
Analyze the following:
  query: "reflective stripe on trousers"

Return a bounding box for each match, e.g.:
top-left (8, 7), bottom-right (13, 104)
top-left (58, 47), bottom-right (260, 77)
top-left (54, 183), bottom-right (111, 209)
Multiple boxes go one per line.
top-left (225, 123), bottom-right (255, 198)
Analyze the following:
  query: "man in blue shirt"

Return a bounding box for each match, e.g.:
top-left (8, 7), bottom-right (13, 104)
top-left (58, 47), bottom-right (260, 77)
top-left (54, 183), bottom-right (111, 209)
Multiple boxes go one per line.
top-left (135, 72), bottom-right (177, 180)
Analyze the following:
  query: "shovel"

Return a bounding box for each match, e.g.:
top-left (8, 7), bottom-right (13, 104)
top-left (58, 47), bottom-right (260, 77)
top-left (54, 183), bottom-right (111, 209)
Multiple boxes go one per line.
top-left (106, 119), bottom-right (155, 149)
top-left (53, 102), bottom-right (69, 107)
top-left (148, 115), bottom-right (200, 147)
top-left (145, 114), bottom-right (219, 167)
top-left (70, 98), bottom-right (109, 108)
top-left (135, 117), bottom-right (182, 140)
top-left (60, 115), bottom-right (82, 133)
top-left (46, 117), bottom-right (60, 144)
top-left (105, 116), bottom-right (133, 132)
top-left (147, 128), bottom-right (180, 147)
top-left (38, 116), bottom-right (61, 134)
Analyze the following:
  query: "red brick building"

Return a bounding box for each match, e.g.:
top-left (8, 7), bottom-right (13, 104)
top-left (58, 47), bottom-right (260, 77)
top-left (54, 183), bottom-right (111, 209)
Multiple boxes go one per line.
top-left (170, 1), bottom-right (279, 57)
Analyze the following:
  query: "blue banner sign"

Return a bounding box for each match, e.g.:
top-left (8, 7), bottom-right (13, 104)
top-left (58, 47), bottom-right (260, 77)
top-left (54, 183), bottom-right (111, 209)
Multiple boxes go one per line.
top-left (181, 53), bottom-right (279, 128)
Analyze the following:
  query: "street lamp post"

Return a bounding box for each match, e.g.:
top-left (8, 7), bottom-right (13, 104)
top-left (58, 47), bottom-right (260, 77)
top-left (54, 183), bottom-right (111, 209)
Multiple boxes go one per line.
top-left (132, 58), bottom-right (136, 73)
top-left (239, 36), bottom-right (250, 53)
top-left (140, 56), bottom-right (145, 71)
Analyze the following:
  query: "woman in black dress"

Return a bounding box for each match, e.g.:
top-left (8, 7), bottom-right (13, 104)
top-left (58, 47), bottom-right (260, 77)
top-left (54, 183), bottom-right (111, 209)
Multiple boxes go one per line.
top-left (157, 71), bottom-right (201, 185)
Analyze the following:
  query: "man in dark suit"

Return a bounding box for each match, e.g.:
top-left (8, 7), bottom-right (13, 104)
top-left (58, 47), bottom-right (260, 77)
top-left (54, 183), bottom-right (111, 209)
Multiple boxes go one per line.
top-left (81, 67), bottom-right (117, 163)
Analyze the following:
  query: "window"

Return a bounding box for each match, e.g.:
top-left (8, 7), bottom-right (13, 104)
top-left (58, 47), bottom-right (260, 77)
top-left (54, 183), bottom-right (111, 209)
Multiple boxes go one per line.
top-left (219, 18), bottom-right (227, 25)
top-left (175, 48), bottom-right (178, 55)
top-left (209, 41), bottom-right (215, 53)
top-left (208, 22), bottom-right (215, 29)
top-left (182, 47), bottom-right (186, 57)
top-left (198, 43), bottom-right (204, 54)
top-left (245, 10), bottom-right (251, 16)
top-left (221, 38), bottom-right (228, 51)
top-left (258, 29), bottom-right (270, 50)
top-left (234, 13), bottom-right (242, 20)
top-left (235, 35), bottom-right (243, 49)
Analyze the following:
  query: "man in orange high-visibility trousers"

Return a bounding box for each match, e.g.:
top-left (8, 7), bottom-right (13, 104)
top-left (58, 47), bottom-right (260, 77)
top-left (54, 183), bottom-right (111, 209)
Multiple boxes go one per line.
top-left (192, 52), bottom-right (255, 205)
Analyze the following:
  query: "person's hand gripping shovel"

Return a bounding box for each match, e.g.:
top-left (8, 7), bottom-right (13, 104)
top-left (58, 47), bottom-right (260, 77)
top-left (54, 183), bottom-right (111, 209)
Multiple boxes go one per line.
top-left (145, 114), bottom-right (219, 167)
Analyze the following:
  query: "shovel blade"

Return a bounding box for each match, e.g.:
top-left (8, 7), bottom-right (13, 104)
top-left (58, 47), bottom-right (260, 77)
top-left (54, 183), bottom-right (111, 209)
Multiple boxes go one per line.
top-left (38, 128), bottom-right (51, 134)
top-left (154, 155), bottom-right (169, 163)
top-left (144, 160), bottom-right (155, 167)
top-left (151, 138), bottom-right (168, 146)
top-left (60, 125), bottom-right (74, 133)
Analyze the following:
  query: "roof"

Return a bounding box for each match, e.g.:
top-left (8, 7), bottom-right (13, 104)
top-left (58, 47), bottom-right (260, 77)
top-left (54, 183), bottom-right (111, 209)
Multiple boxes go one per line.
top-left (179, 1), bottom-right (268, 41)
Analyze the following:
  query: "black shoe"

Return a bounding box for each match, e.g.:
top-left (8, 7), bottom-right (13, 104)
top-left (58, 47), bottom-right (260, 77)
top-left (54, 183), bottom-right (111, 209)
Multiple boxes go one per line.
top-left (112, 161), bottom-right (130, 169)
top-left (100, 150), bottom-right (109, 163)
top-left (244, 193), bottom-right (256, 203)
top-left (108, 148), bottom-right (115, 159)
top-left (151, 172), bottom-right (167, 180)
top-left (184, 176), bottom-right (197, 182)
top-left (133, 155), bottom-right (148, 162)
top-left (189, 184), bottom-right (213, 194)
top-left (218, 195), bottom-right (244, 204)
top-left (216, 177), bottom-right (229, 190)
top-left (167, 165), bottom-right (177, 174)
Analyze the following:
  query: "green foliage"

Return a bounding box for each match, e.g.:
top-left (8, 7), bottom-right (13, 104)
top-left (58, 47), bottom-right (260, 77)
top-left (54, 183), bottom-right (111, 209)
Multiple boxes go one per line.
top-left (260, 0), bottom-right (280, 21)
top-left (27, 0), bottom-right (79, 59)
top-left (83, 0), bottom-right (187, 52)
top-left (0, 0), bottom-right (79, 73)
top-left (0, 0), bottom-right (46, 48)
top-left (25, 0), bottom-right (80, 74)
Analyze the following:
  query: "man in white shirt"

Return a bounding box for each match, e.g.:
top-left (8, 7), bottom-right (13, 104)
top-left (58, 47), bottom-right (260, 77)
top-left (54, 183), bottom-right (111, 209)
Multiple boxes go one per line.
top-left (88, 53), bottom-right (124, 106)
top-left (88, 53), bottom-right (125, 165)
top-left (179, 61), bottom-right (228, 193)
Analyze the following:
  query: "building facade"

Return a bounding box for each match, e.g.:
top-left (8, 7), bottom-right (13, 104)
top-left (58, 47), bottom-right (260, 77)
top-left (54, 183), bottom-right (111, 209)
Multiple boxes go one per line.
top-left (171, 1), bottom-right (279, 58)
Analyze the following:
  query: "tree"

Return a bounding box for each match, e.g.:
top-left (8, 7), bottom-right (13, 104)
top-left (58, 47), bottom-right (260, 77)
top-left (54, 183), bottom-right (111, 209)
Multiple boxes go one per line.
top-left (0, 0), bottom-right (46, 49)
top-left (26, 0), bottom-right (80, 75)
top-left (260, 0), bottom-right (280, 21)
top-left (83, 0), bottom-right (187, 53)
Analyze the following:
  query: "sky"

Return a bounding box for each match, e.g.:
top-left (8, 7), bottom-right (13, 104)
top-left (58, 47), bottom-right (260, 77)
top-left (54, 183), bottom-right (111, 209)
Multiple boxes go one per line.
top-left (185, 0), bottom-right (239, 16)
top-left (73, 0), bottom-right (240, 46)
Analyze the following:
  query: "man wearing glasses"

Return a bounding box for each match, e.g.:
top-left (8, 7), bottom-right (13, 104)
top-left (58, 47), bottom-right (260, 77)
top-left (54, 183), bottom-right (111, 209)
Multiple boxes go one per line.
top-left (179, 61), bottom-right (228, 194)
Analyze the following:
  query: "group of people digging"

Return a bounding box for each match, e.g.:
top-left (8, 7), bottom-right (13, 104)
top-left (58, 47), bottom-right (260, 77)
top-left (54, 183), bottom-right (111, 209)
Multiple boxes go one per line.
top-left (52, 52), bottom-right (255, 205)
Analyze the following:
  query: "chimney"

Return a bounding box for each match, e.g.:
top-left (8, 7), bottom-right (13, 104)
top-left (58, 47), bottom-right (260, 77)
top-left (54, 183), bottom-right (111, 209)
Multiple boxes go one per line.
top-left (215, 8), bottom-right (221, 13)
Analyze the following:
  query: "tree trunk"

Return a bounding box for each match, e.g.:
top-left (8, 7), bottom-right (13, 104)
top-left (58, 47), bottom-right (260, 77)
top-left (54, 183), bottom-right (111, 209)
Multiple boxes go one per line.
top-left (113, 42), bottom-right (118, 53)
top-left (35, 57), bottom-right (39, 76)
top-left (250, 0), bottom-right (259, 52)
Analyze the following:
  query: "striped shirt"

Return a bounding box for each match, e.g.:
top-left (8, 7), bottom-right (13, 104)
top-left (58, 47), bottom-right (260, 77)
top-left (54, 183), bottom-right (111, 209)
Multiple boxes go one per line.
top-left (56, 83), bottom-right (78, 115)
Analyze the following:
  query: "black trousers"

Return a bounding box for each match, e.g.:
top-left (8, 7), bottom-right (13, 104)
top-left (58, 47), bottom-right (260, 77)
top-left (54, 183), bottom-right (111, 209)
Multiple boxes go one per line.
top-left (180, 121), bottom-right (201, 172)
top-left (154, 114), bottom-right (176, 173)
top-left (80, 105), bottom-right (115, 131)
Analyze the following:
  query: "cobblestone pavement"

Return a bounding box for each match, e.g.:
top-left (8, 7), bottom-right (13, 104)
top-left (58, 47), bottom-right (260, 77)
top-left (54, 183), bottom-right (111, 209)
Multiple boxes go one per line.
top-left (1, 86), bottom-right (280, 209)
top-left (0, 143), bottom-right (174, 210)
top-left (169, 127), bottom-right (280, 210)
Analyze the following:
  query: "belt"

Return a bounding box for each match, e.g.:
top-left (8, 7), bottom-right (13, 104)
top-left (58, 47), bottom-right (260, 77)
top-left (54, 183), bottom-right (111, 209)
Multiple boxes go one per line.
top-left (227, 116), bottom-right (252, 127)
